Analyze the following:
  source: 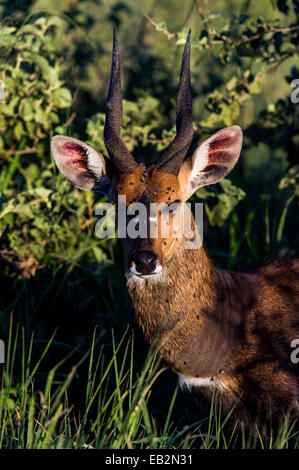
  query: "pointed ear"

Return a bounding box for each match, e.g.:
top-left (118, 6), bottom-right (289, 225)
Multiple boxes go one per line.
top-left (179, 126), bottom-right (243, 200)
top-left (51, 135), bottom-right (110, 192)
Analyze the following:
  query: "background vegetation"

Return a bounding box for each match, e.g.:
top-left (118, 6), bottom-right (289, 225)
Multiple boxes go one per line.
top-left (0, 0), bottom-right (298, 448)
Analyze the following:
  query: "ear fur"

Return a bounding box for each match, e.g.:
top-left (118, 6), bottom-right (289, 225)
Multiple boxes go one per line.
top-left (179, 125), bottom-right (243, 200)
top-left (51, 135), bottom-right (109, 192)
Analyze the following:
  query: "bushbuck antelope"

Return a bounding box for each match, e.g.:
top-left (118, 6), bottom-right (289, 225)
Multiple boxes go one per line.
top-left (51, 31), bottom-right (299, 434)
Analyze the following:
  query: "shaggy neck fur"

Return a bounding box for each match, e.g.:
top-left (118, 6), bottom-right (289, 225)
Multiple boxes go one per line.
top-left (126, 236), bottom-right (248, 379)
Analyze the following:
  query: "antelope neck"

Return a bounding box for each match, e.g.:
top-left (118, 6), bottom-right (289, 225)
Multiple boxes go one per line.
top-left (126, 237), bottom-right (248, 379)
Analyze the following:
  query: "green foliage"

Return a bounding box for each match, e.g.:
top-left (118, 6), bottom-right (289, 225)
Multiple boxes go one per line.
top-left (1, 180), bottom-right (97, 264)
top-left (0, 16), bottom-right (71, 153)
top-left (201, 70), bottom-right (263, 128)
top-left (86, 93), bottom-right (169, 154)
top-left (196, 180), bottom-right (246, 227)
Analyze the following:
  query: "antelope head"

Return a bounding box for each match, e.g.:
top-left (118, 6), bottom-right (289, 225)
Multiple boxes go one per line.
top-left (51, 31), bottom-right (243, 280)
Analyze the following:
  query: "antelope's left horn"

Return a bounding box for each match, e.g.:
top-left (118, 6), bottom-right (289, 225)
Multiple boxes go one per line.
top-left (156, 30), bottom-right (194, 175)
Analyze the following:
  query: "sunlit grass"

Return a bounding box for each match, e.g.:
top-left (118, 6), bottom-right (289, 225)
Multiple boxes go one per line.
top-left (0, 317), bottom-right (298, 449)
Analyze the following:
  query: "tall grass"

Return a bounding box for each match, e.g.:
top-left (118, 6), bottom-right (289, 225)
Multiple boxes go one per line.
top-left (0, 316), bottom-right (298, 449)
top-left (0, 317), bottom-right (197, 449)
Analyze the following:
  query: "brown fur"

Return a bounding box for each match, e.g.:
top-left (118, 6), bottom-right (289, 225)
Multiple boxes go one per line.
top-left (51, 133), bottom-right (299, 437)
top-left (111, 162), bottom-right (299, 434)
top-left (114, 164), bottom-right (186, 262)
top-left (126, 222), bottom-right (299, 434)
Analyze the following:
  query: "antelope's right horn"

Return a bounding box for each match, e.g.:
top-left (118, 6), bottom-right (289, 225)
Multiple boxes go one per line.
top-left (104, 30), bottom-right (138, 174)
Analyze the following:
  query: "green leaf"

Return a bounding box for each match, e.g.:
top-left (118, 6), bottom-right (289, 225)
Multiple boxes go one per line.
top-left (191, 38), bottom-right (203, 51)
top-left (23, 52), bottom-right (51, 77)
top-left (51, 88), bottom-right (72, 108)
top-left (0, 34), bottom-right (16, 48)
top-left (0, 97), bottom-right (20, 116)
top-left (195, 187), bottom-right (214, 200)
top-left (23, 52), bottom-right (59, 83)
top-left (47, 16), bottom-right (65, 28)
top-left (0, 27), bottom-right (16, 35)
top-left (28, 187), bottom-right (52, 198)
top-left (247, 80), bottom-right (261, 94)
top-left (14, 121), bottom-right (25, 140)
top-left (226, 76), bottom-right (238, 91)
top-left (35, 107), bottom-right (50, 128)
top-left (155, 22), bottom-right (167, 32)
top-left (176, 27), bottom-right (189, 41)
top-left (21, 99), bottom-right (35, 121)
top-left (176, 38), bottom-right (188, 45)
top-left (0, 202), bottom-right (34, 219)
top-left (17, 24), bottom-right (40, 36)
top-left (202, 179), bottom-right (245, 226)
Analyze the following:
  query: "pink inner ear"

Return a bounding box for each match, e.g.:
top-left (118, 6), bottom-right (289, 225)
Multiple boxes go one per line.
top-left (63, 143), bottom-right (88, 169)
top-left (208, 134), bottom-right (231, 164)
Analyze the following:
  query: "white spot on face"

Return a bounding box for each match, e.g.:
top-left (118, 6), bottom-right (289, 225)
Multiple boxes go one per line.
top-left (169, 239), bottom-right (176, 251)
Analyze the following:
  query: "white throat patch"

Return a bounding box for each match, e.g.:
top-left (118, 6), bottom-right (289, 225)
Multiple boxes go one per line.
top-left (179, 374), bottom-right (228, 392)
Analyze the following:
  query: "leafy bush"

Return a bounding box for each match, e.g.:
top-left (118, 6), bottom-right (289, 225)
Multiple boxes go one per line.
top-left (0, 16), bottom-right (71, 152)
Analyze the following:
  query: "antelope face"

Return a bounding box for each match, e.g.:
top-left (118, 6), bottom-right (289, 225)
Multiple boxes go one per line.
top-left (114, 164), bottom-right (183, 277)
top-left (51, 31), bottom-right (243, 280)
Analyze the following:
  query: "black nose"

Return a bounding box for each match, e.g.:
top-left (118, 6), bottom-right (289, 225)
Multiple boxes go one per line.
top-left (132, 250), bottom-right (158, 275)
